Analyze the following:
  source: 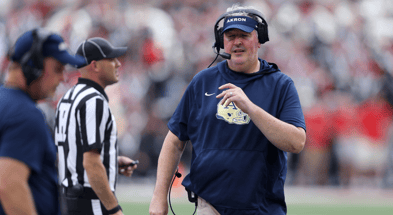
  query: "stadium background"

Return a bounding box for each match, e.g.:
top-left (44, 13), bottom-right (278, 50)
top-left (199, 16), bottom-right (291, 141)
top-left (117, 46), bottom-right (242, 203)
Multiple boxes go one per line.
top-left (1, 0), bottom-right (393, 214)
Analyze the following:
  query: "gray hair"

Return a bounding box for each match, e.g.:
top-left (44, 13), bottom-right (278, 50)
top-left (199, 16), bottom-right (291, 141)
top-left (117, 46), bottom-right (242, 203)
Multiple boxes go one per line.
top-left (226, 3), bottom-right (263, 23)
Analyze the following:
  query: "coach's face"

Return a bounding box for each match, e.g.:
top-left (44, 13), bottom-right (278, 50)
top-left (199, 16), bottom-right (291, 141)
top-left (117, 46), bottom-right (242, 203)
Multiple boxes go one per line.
top-left (97, 58), bottom-right (121, 87)
top-left (29, 57), bottom-right (65, 100)
top-left (224, 29), bottom-right (261, 74)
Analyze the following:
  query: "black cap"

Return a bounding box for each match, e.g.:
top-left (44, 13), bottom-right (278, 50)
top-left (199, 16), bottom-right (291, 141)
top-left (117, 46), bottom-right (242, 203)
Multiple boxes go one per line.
top-left (76, 37), bottom-right (127, 68)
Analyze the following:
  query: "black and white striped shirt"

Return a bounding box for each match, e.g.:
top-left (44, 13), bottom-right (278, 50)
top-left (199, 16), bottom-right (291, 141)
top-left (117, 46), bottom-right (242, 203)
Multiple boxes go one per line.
top-left (55, 78), bottom-right (118, 191)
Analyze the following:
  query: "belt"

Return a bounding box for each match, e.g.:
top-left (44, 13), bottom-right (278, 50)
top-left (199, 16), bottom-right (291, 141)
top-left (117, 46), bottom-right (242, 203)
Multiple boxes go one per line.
top-left (62, 185), bottom-right (100, 199)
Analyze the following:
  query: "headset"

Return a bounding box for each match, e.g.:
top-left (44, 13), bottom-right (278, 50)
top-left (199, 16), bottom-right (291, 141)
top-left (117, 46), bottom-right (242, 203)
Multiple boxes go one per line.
top-left (11, 28), bottom-right (52, 85)
top-left (208, 8), bottom-right (269, 68)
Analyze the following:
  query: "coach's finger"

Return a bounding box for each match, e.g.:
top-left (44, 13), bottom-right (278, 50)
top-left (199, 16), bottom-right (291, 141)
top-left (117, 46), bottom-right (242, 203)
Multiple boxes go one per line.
top-left (218, 83), bottom-right (236, 90)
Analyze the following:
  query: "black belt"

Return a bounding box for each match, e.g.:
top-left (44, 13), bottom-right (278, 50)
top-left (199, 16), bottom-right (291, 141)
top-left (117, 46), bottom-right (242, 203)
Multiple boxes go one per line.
top-left (62, 185), bottom-right (101, 199)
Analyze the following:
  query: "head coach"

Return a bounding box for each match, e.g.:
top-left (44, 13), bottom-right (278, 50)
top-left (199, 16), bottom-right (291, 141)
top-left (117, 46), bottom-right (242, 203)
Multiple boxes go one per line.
top-left (150, 4), bottom-right (306, 215)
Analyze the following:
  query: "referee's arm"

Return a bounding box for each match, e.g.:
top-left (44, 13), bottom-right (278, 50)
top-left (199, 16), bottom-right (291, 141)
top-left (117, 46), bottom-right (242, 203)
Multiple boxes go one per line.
top-left (83, 149), bottom-right (123, 215)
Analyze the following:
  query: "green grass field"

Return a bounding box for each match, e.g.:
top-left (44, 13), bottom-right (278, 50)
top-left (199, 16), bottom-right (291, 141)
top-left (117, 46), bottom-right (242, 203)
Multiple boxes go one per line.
top-left (120, 202), bottom-right (393, 215)
top-left (116, 182), bottom-right (393, 215)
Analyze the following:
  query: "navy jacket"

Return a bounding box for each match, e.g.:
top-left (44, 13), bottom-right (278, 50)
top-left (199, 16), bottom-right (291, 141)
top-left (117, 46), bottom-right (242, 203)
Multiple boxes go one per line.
top-left (168, 59), bottom-right (306, 214)
top-left (0, 87), bottom-right (60, 215)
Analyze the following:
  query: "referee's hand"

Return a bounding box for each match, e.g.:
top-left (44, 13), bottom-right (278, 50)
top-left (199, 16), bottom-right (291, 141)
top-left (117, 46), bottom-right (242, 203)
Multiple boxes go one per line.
top-left (118, 156), bottom-right (137, 177)
top-left (111, 210), bottom-right (123, 215)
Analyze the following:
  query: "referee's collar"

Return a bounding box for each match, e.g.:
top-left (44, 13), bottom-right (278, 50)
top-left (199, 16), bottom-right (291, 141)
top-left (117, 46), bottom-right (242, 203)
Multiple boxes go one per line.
top-left (77, 78), bottom-right (109, 101)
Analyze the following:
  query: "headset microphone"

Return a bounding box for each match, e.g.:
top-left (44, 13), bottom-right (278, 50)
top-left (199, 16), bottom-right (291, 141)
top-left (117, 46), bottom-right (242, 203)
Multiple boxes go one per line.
top-left (213, 47), bottom-right (231, 60)
top-left (220, 52), bottom-right (231, 59)
top-left (208, 44), bottom-right (231, 68)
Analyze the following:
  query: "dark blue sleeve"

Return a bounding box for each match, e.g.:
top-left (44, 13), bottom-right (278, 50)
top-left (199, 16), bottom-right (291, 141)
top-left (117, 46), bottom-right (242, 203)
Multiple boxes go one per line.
top-left (167, 81), bottom-right (194, 141)
top-left (278, 81), bottom-right (306, 131)
top-left (0, 113), bottom-right (46, 173)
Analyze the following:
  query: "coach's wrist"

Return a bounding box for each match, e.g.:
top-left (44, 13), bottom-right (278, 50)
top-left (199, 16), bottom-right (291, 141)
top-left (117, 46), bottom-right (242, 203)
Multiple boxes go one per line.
top-left (107, 205), bottom-right (122, 214)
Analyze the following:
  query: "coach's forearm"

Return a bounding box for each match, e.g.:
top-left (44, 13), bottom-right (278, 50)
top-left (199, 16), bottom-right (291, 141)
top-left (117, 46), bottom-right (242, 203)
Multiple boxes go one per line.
top-left (0, 158), bottom-right (37, 215)
top-left (83, 151), bottom-right (119, 212)
top-left (0, 181), bottom-right (37, 215)
top-left (153, 131), bottom-right (186, 199)
top-left (248, 103), bottom-right (306, 153)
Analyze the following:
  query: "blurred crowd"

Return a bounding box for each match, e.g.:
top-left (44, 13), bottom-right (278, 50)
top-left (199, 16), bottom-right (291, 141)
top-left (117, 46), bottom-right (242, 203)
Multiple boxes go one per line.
top-left (1, 0), bottom-right (393, 188)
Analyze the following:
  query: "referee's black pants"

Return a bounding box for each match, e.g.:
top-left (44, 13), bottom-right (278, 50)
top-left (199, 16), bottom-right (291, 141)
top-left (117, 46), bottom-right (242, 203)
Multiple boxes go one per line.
top-left (60, 186), bottom-right (116, 215)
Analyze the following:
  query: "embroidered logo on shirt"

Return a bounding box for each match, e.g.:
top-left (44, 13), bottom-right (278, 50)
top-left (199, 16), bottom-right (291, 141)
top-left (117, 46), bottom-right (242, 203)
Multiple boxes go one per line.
top-left (205, 92), bottom-right (215, 96)
top-left (216, 102), bottom-right (250, 125)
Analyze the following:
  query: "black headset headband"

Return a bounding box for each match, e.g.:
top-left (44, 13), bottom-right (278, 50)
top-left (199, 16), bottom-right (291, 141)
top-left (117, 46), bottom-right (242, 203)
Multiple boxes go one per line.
top-left (213, 8), bottom-right (269, 53)
top-left (19, 28), bottom-right (52, 85)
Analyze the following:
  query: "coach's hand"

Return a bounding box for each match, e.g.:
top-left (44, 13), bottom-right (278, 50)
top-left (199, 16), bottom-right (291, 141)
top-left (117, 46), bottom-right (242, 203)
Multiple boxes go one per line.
top-left (149, 195), bottom-right (168, 215)
top-left (118, 156), bottom-right (137, 177)
top-left (216, 83), bottom-right (254, 114)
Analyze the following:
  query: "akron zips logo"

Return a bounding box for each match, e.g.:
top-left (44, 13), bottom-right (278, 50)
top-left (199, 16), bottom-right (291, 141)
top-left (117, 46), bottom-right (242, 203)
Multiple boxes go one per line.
top-left (216, 102), bottom-right (250, 125)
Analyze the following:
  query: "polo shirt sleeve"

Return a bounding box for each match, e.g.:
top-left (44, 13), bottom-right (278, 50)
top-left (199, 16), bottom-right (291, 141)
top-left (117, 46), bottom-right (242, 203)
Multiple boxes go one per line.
top-left (167, 81), bottom-right (195, 142)
top-left (0, 113), bottom-right (46, 173)
top-left (279, 80), bottom-right (306, 131)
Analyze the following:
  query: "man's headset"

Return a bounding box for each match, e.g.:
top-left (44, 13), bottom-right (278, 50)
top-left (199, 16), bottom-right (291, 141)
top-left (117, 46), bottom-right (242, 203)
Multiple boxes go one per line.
top-left (209, 8), bottom-right (269, 67)
top-left (9, 28), bottom-right (52, 85)
top-left (169, 168), bottom-right (197, 215)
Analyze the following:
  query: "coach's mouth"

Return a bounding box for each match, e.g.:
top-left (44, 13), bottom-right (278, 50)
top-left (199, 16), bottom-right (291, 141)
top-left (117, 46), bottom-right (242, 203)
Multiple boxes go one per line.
top-left (232, 48), bottom-right (245, 54)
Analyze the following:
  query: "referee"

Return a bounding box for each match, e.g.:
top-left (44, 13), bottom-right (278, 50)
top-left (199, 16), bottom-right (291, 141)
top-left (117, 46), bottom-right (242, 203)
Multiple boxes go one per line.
top-left (55, 37), bottom-right (137, 215)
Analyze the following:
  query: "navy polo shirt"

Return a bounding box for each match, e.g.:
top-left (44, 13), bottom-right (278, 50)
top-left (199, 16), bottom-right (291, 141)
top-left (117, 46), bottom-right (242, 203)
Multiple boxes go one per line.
top-left (168, 59), bottom-right (306, 214)
top-left (0, 87), bottom-right (59, 215)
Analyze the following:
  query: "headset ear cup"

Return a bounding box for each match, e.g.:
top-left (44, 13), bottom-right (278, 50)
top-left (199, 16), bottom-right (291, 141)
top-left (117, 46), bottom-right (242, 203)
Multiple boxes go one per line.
top-left (263, 22), bottom-right (269, 43)
top-left (213, 28), bottom-right (220, 50)
top-left (258, 23), bottom-right (268, 44)
top-left (218, 28), bottom-right (224, 48)
top-left (22, 64), bottom-right (35, 86)
top-left (20, 28), bottom-right (51, 86)
top-left (261, 19), bottom-right (270, 44)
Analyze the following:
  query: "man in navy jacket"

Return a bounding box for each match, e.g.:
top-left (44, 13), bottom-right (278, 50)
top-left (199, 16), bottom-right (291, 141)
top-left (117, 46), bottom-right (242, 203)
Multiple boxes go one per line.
top-left (0, 28), bottom-right (85, 215)
top-left (150, 4), bottom-right (306, 215)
